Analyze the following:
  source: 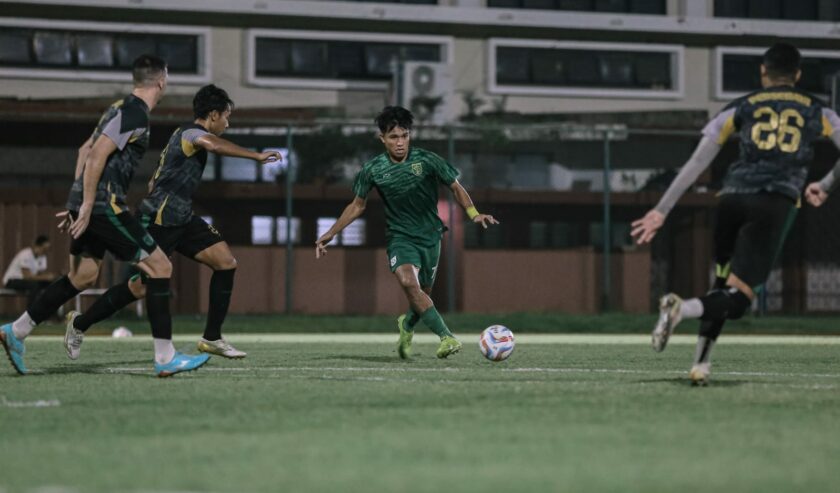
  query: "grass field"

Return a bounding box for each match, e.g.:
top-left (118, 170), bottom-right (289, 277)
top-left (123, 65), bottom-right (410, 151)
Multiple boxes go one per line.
top-left (2, 329), bottom-right (839, 493)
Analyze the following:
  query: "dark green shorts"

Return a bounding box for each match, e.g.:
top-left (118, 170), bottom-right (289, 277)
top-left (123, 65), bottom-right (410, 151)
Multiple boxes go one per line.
top-left (387, 240), bottom-right (441, 288)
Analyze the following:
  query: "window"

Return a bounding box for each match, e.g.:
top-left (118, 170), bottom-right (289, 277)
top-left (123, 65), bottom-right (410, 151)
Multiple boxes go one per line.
top-left (201, 154), bottom-right (217, 181)
top-left (220, 153), bottom-right (258, 182)
top-left (251, 216), bottom-right (274, 245)
top-left (714, 0), bottom-right (840, 21)
top-left (261, 148), bottom-right (291, 182)
top-left (0, 19), bottom-right (209, 83)
top-left (342, 220), bottom-right (367, 246)
top-left (248, 30), bottom-right (453, 90)
top-left (488, 0), bottom-right (666, 14)
top-left (316, 217), bottom-right (366, 246)
top-left (715, 47), bottom-right (840, 99)
top-left (276, 217), bottom-right (302, 245)
top-left (489, 39), bottom-right (683, 99)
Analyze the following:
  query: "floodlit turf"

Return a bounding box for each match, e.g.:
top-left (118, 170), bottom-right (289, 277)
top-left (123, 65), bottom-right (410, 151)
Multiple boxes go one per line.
top-left (1, 334), bottom-right (839, 493)
top-left (20, 311), bottom-right (840, 336)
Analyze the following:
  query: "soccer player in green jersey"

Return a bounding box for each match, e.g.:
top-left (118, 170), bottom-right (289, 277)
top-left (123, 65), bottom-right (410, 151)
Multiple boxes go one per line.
top-left (316, 106), bottom-right (498, 359)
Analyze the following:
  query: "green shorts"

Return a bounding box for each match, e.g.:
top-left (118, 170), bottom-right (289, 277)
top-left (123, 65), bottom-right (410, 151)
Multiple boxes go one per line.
top-left (387, 240), bottom-right (441, 288)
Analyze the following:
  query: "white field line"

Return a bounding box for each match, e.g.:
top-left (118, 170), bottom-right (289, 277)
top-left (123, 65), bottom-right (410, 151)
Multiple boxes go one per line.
top-left (23, 333), bottom-right (840, 345)
top-left (94, 365), bottom-right (840, 380)
top-left (0, 396), bottom-right (61, 408)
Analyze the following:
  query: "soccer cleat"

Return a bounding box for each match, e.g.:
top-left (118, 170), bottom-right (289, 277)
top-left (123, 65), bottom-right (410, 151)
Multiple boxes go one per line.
top-left (197, 338), bottom-right (246, 359)
top-left (396, 314), bottom-right (413, 359)
top-left (0, 323), bottom-right (27, 375)
top-left (63, 311), bottom-right (84, 360)
top-left (155, 352), bottom-right (211, 378)
top-left (436, 335), bottom-right (462, 359)
top-left (689, 363), bottom-right (711, 387)
top-left (652, 293), bottom-right (683, 353)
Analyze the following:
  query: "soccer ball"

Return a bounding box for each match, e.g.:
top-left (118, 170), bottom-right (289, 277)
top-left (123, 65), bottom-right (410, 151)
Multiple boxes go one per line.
top-left (112, 326), bottom-right (133, 338)
top-left (479, 325), bottom-right (515, 361)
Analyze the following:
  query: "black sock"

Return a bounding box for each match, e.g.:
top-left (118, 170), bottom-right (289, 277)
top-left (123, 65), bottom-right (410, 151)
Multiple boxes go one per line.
top-left (698, 319), bottom-right (725, 341)
top-left (74, 282), bottom-right (139, 332)
top-left (204, 268), bottom-right (235, 341)
top-left (27, 275), bottom-right (81, 324)
top-left (699, 288), bottom-right (751, 321)
top-left (145, 278), bottom-right (172, 340)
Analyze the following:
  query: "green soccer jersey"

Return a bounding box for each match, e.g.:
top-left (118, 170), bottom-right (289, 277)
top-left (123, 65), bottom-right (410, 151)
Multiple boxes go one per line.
top-left (353, 147), bottom-right (459, 246)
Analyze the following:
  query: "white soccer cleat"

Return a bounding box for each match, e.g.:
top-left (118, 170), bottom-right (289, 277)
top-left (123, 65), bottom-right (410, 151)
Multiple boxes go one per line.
top-left (652, 293), bottom-right (683, 353)
top-left (63, 311), bottom-right (84, 360)
top-left (197, 338), bottom-right (246, 359)
top-left (689, 362), bottom-right (711, 386)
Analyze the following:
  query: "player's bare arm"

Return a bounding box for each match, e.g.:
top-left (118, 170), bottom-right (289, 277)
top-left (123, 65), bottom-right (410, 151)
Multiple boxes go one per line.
top-left (449, 180), bottom-right (498, 229)
top-left (194, 134), bottom-right (280, 164)
top-left (631, 136), bottom-right (722, 244)
top-left (69, 135), bottom-right (117, 239)
top-left (74, 135), bottom-right (94, 180)
top-left (316, 196), bottom-right (367, 258)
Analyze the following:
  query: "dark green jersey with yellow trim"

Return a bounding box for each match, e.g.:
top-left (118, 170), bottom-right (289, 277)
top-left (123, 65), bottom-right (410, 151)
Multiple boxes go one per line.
top-left (703, 86), bottom-right (840, 200)
top-left (66, 94), bottom-right (150, 214)
top-left (139, 123), bottom-right (210, 227)
top-left (353, 147), bottom-right (459, 246)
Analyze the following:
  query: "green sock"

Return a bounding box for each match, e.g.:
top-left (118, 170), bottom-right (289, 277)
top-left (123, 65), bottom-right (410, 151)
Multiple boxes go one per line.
top-left (404, 309), bottom-right (420, 331)
top-left (419, 306), bottom-right (453, 339)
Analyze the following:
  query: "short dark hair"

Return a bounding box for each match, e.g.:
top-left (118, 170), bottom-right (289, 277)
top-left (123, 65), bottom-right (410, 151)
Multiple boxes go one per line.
top-left (132, 54), bottom-right (167, 86)
top-left (375, 106), bottom-right (414, 133)
top-left (34, 235), bottom-right (49, 246)
top-left (193, 84), bottom-right (234, 120)
top-left (763, 43), bottom-right (801, 80)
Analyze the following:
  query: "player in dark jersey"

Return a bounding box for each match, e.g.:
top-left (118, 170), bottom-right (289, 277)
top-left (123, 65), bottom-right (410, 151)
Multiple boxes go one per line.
top-left (0, 55), bottom-right (210, 378)
top-left (61, 84), bottom-right (280, 360)
top-left (316, 106), bottom-right (498, 359)
top-left (631, 43), bottom-right (840, 385)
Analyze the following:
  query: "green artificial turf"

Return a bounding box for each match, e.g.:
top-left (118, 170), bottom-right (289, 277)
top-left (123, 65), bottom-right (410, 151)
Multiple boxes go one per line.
top-left (1, 334), bottom-right (838, 493)
top-left (16, 311), bottom-right (840, 336)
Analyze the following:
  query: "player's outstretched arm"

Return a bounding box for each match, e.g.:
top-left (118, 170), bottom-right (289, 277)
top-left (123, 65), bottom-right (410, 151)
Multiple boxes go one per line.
top-left (805, 130), bottom-right (840, 207)
top-left (631, 136), bottom-right (721, 245)
top-left (316, 196), bottom-right (367, 259)
top-left (69, 135), bottom-right (117, 239)
top-left (449, 180), bottom-right (499, 229)
top-left (194, 134), bottom-right (280, 164)
top-left (74, 134), bottom-right (94, 180)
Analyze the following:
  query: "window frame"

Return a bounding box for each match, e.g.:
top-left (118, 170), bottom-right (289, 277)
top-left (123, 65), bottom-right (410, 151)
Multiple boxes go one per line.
top-left (0, 17), bottom-right (211, 84)
top-left (487, 38), bottom-right (685, 99)
top-left (246, 29), bottom-right (454, 90)
top-left (714, 46), bottom-right (840, 100)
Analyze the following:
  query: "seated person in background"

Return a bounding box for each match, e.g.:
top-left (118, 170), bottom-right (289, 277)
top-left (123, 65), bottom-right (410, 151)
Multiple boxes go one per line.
top-left (3, 235), bottom-right (57, 305)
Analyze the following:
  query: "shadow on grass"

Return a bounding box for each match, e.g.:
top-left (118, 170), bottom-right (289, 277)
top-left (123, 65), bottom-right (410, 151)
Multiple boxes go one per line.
top-left (636, 377), bottom-right (748, 387)
top-left (35, 359), bottom-right (150, 376)
top-left (313, 354), bottom-right (405, 364)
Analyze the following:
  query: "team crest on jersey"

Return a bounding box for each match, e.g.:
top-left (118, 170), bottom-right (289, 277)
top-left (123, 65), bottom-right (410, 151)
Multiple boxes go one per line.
top-left (410, 162), bottom-right (423, 176)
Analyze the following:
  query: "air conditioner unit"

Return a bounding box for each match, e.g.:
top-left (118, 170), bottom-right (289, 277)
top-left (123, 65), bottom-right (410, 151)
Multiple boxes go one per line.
top-left (401, 61), bottom-right (455, 125)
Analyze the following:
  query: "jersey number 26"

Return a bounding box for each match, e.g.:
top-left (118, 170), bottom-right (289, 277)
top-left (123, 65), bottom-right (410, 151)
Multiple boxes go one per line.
top-left (750, 107), bottom-right (804, 153)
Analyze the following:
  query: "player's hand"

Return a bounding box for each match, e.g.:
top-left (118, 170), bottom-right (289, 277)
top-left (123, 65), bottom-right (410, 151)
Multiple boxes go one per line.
top-left (805, 182), bottom-right (829, 207)
top-left (631, 209), bottom-right (665, 245)
top-left (258, 150), bottom-right (281, 164)
top-left (473, 214), bottom-right (499, 229)
top-left (56, 210), bottom-right (75, 233)
top-left (69, 203), bottom-right (92, 239)
top-left (315, 235), bottom-right (333, 259)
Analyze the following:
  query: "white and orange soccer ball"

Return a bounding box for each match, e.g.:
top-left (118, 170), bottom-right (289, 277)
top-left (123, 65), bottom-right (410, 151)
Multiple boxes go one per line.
top-left (479, 325), bottom-right (515, 361)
